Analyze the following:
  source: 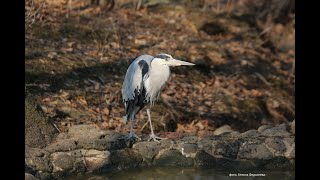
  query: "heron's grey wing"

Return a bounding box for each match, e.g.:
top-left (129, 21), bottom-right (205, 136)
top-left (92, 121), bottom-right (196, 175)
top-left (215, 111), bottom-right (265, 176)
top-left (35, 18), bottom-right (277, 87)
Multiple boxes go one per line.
top-left (122, 59), bottom-right (150, 113)
top-left (122, 59), bottom-right (150, 121)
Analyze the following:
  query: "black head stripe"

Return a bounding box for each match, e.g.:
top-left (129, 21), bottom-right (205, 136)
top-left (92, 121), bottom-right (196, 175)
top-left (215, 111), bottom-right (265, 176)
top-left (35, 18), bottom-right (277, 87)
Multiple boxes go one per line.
top-left (155, 54), bottom-right (171, 59)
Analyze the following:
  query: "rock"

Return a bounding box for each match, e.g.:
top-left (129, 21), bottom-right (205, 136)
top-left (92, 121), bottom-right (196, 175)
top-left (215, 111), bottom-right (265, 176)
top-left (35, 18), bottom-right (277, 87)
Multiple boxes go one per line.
top-left (67, 125), bottom-right (106, 139)
top-left (197, 136), bottom-right (217, 156)
top-left (215, 158), bottom-right (239, 169)
top-left (240, 130), bottom-right (260, 138)
top-left (179, 143), bottom-right (198, 158)
top-left (45, 139), bottom-right (78, 153)
top-left (194, 150), bottom-right (216, 168)
top-left (25, 146), bottom-right (50, 158)
top-left (25, 173), bottom-right (39, 180)
top-left (25, 147), bottom-right (53, 172)
top-left (177, 136), bottom-right (198, 144)
top-left (213, 140), bottom-right (241, 159)
top-left (238, 141), bottom-right (273, 160)
top-left (154, 149), bottom-right (194, 167)
top-left (25, 95), bottom-right (58, 148)
top-left (51, 152), bottom-right (74, 172)
top-left (78, 133), bottom-right (127, 150)
top-left (290, 120), bottom-right (295, 134)
top-left (55, 133), bottom-right (70, 141)
top-left (69, 150), bottom-right (87, 174)
top-left (84, 150), bottom-right (111, 172)
top-left (257, 125), bottom-right (272, 133)
top-left (132, 141), bottom-right (162, 161)
top-left (265, 137), bottom-right (286, 155)
top-left (283, 138), bottom-right (295, 159)
top-left (25, 164), bottom-right (37, 175)
top-left (213, 125), bottom-right (234, 135)
top-left (261, 124), bottom-right (290, 137)
top-left (35, 172), bottom-right (52, 180)
top-left (198, 137), bottom-right (241, 159)
top-left (45, 128), bottom-right (127, 152)
top-left (110, 148), bottom-right (143, 170)
top-left (232, 159), bottom-right (260, 170)
top-left (264, 156), bottom-right (291, 169)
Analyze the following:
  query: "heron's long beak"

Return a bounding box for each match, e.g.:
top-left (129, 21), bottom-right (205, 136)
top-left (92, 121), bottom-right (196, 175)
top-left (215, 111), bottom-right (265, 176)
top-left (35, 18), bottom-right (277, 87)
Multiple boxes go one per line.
top-left (167, 58), bottom-right (195, 66)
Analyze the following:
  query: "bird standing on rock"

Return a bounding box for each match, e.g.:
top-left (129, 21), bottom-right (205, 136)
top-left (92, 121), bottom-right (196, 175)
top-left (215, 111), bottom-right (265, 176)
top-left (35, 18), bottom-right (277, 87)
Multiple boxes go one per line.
top-left (122, 53), bottom-right (195, 142)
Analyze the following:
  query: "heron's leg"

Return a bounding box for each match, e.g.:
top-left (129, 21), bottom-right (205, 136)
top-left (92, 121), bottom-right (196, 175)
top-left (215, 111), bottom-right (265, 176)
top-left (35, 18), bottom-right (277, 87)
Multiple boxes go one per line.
top-left (146, 109), bottom-right (167, 142)
top-left (127, 120), bottom-right (141, 140)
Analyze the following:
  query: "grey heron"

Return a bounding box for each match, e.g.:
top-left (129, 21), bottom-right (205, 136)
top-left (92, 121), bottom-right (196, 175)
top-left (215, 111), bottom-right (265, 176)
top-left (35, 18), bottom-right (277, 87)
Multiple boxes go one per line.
top-left (122, 53), bottom-right (195, 142)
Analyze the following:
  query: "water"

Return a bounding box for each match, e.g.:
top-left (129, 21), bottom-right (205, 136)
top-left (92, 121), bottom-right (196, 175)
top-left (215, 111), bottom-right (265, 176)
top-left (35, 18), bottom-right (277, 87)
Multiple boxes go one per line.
top-left (65, 167), bottom-right (295, 180)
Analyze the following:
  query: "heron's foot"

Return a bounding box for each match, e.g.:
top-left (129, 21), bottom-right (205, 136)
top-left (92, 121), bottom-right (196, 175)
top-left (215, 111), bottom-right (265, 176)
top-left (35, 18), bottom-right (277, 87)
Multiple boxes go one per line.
top-left (119, 132), bottom-right (141, 147)
top-left (148, 133), bottom-right (167, 143)
top-left (126, 132), bottom-right (141, 141)
top-left (119, 132), bottom-right (141, 141)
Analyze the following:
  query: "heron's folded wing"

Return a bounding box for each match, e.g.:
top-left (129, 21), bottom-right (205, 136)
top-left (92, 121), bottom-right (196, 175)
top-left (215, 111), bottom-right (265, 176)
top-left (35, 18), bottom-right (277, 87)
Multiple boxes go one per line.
top-left (122, 59), bottom-right (149, 103)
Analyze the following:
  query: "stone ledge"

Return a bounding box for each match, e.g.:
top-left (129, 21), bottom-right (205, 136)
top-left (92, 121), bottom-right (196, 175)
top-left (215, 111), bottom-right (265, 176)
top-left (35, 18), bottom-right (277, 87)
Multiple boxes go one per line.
top-left (25, 124), bottom-right (295, 179)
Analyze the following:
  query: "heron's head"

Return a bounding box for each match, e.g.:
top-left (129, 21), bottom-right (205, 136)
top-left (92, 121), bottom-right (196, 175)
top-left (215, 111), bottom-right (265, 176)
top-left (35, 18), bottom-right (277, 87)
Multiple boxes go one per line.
top-left (153, 53), bottom-right (195, 67)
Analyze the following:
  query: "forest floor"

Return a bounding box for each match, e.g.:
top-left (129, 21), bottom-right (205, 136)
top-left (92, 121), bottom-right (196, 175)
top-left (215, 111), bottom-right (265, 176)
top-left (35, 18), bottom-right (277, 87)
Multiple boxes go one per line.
top-left (25, 0), bottom-right (295, 137)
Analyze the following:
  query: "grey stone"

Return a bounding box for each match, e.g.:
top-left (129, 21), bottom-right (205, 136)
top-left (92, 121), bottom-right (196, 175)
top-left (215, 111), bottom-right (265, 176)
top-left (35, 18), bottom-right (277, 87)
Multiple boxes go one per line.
top-left (215, 158), bottom-right (239, 169)
top-left (34, 172), bottom-right (52, 180)
top-left (132, 141), bottom-right (162, 161)
top-left (290, 120), bottom-right (295, 134)
top-left (197, 136), bottom-right (216, 154)
top-left (154, 149), bottom-right (193, 167)
top-left (232, 159), bottom-right (259, 170)
top-left (213, 140), bottom-right (241, 159)
top-left (25, 95), bottom-right (58, 148)
top-left (238, 142), bottom-right (273, 160)
top-left (25, 146), bottom-right (50, 158)
top-left (257, 125), bottom-right (272, 133)
top-left (51, 152), bottom-right (74, 172)
top-left (262, 125), bottom-right (291, 137)
top-left (240, 130), bottom-right (260, 138)
top-left (194, 150), bottom-right (216, 168)
top-left (214, 125), bottom-right (234, 135)
top-left (197, 137), bottom-right (240, 159)
top-left (179, 143), bottom-right (198, 156)
top-left (177, 136), bottom-right (198, 144)
top-left (71, 150), bottom-right (87, 174)
top-left (110, 148), bottom-right (143, 169)
top-left (78, 134), bottom-right (127, 150)
top-left (265, 137), bottom-right (287, 154)
top-left (283, 138), bottom-right (295, 159)
top-left (84, 149), bottom-right (111, 172)
top-left (25, 147), bottom-right (53, 172)
top-left (289, 146), bottom-right (295, 159)
top-left (264, 156), bottom-right (290, 169)
top-left (25, 173), bottom-right (39, 180)
top-left (45, 139), bottom-right (78, 153)
top-left (55, 133), bottom-right (70, 141)
top-left (45, 130), bottom-right (127, 153)
top-left (68, 124), bottom-right (107, 139)
top-left (277, 123), bottom-right (289, 131)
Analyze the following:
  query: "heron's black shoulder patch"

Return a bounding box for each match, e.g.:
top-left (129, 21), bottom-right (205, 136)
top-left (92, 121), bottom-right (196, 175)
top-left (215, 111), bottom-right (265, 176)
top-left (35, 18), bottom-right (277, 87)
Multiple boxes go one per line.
top-left (138, 60), bottom-right (149, 78)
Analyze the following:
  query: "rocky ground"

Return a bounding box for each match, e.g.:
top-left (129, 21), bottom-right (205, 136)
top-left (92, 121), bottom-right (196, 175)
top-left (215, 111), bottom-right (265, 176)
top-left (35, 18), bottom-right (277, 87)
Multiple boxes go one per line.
top-left (25, 123), bottom-right (295, 179)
